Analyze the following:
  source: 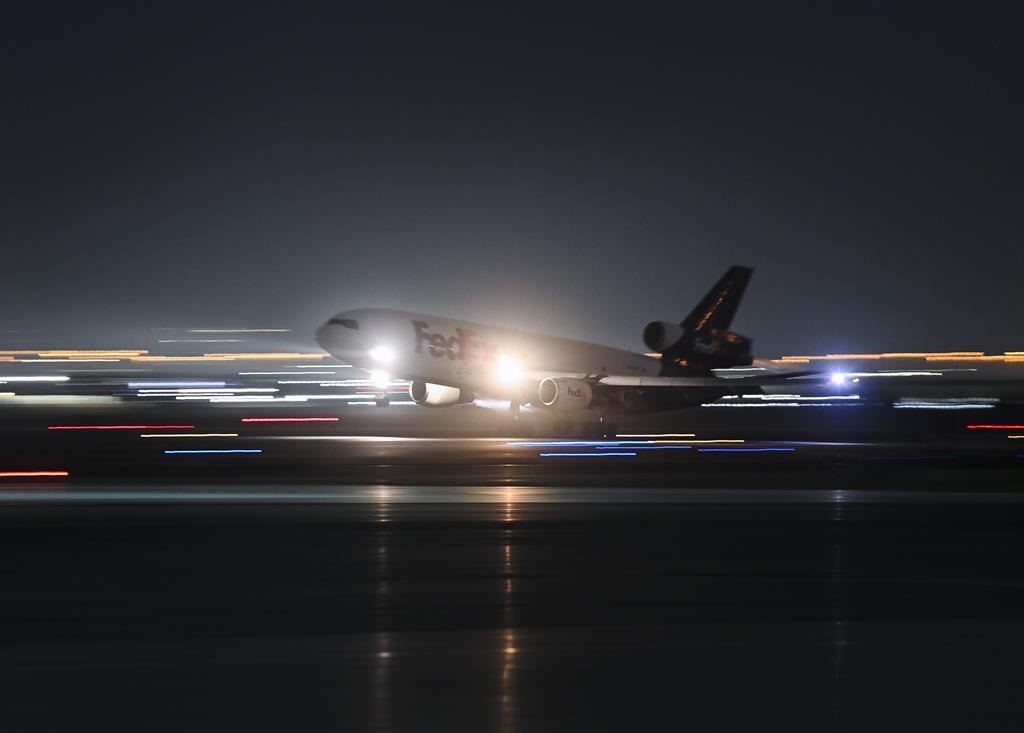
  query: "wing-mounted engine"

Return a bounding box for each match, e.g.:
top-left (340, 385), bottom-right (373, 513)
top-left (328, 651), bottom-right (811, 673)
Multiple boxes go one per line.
top-left (537, 377), bottom-right (593, 411)
top-left (409, 380), bottom-right (473, 407)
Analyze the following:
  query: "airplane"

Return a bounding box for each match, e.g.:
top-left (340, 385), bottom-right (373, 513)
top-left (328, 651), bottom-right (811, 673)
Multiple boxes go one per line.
top-left (315, 266), bottom-right (814, 434)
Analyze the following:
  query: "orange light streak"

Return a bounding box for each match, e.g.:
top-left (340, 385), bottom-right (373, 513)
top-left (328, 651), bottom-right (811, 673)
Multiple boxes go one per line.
top-left (0, 471), bottom-right (69, 478)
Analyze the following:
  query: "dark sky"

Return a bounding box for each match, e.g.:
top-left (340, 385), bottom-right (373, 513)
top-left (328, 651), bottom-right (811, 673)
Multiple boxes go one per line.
top-left (3, 2), bottom-right (1022, 355)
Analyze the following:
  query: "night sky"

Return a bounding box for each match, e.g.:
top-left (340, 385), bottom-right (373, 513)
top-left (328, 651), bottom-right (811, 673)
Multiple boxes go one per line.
top-left (4, 2), bottom-right (1022, 355)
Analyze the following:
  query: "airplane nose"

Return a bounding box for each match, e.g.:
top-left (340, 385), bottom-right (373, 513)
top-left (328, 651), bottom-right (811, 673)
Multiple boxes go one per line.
top-left (314, 321), bottom-right (337, 350)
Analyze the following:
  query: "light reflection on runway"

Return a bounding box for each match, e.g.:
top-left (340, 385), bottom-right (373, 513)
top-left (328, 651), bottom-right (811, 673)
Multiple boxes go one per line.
top-left (3, 484), bottom-right (1024, 504)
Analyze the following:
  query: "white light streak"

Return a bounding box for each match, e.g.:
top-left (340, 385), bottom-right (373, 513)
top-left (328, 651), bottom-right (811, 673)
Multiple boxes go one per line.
top-left (239, 371), bottom-right (338, 375)
top-left (140, 433), bottom-right (239, 438)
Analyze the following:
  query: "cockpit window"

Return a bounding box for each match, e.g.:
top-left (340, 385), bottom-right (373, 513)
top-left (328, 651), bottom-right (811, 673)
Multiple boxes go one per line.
top-left (328, 318), bottom-right (359, 330)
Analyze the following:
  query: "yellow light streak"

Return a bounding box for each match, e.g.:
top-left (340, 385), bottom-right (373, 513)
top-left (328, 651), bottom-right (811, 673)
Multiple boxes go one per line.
top-left (778, 352), bottom-right (985, 361)
top-left (37, 350), bottom-right (147, 357)
top-left (131, 355), bottom-right (234, 362)
top-left (616, 433), bottom-right (697, 438)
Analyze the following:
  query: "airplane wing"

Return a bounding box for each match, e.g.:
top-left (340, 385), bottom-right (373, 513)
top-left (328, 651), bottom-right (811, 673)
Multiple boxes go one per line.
top-left (598, 370), bottom-right (824, 388)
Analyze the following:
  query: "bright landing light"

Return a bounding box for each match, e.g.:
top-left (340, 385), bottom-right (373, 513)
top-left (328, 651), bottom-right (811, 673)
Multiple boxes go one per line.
top-left (494, 355), bottom-right (524, 386)
top-left (368, 345), bottom-right (395, 363)
top-left (830, 372), bottom-right (848, 387)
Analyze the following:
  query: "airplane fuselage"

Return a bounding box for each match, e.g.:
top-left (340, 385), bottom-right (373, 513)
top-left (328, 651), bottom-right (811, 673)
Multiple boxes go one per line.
top-left (315, 308), bottom-right (659, 396)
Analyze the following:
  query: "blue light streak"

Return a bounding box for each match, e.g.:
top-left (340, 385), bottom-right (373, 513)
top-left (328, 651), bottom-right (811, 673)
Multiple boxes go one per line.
top-left (697, 447), bottom-right (795, 453)
top-left (596, 445), bottom-right (692, 450)
top-left (539, 452), bottom-right (637, 457)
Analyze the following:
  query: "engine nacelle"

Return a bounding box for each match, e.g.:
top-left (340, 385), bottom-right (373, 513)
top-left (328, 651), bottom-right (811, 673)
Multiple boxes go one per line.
top-left (643, 321), bottom-right (685, 352)
top-left (538, 378), bottom-right (593, 411)
top-left (409, 380), bottom-right (472, 407)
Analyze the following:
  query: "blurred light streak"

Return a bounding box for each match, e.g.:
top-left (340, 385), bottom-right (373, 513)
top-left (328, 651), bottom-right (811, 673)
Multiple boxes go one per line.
top-left (511, 440), bottom-right (628, 447)
top-left (129, 381), bottom-right (226, 389)
top-left (0, 471), bottom-right (69, 477)
top-left (701, 402), bottom-right (846, 408)
top-left (259, 394), bottom-right (375, 401)
top-left (49, 424), bottom-right (195, 430)
top-left (132, 356), bottom-right (234, 362)
top-left (1008, 435), bottom-right (1024, 439)
top-left (0, 376), bottom-right (70, 382)
top-left (966, 425), bottom-right (1024, 430)
top-left (177, 396), bottom-right (278, 402)
top-left (539, 452), bottom-right (637, 457)
top-left (7, 395), bottom-right (120, 405)
top-left (510, 439), bottom-right (742, 447)
top-left (37, 350), bottom-right (146, 357)
top-left (0, 392), bottom-right (13, 398)
top-left (894, 403), bottom-right (994, 410)
top-left (138, 387), bottom-right (276, 394)
top-left (19, 358), bottom-right (121, 362)
top-left (202, 352), bottom-right (325, 360)
top-left (346, 401), bottom-right (416, 406)
top-left (187, 328), bottom-right (291, 333)
top-left (616, 433), bottom-right (696, 438)
top-left (164, 449), bottom-right (262, 454)
top-left (925, 355), bottom-right (1024, 362)
top-left (698, 447), bottom-right (796, 452)
top-left (140, 433), bottom-right (238, 438)
top-left (239, 371), bottom-right (337, 375)
top-left (241, 417), bottom-right (339, 423)
top-left (721, 394), bottom-right (860, 401)
top-left (297, 364), bottom-right (351, 368)
top-left (778, 352), bottom-right (985, 361)
top-left (276, 379), bottom-right (370, 384)
top-left (848, 371), bottom-right (944, 377)
top-left (158, 339), bottom-right (245, 343)
top-left (596, 445), bottom-right (692, 450)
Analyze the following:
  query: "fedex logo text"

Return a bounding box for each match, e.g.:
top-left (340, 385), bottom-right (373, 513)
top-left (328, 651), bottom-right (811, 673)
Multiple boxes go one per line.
top-left (413, 321), bottom-right (498, 362)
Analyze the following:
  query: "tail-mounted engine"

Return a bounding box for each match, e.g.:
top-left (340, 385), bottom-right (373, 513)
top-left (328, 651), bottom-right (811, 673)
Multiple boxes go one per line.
top-left (643, 321), bottom-right (753, 368)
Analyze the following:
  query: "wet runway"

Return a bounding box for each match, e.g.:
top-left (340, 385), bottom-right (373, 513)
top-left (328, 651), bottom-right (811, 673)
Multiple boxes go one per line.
top-left (4, 483), bottom-right (1024, 731)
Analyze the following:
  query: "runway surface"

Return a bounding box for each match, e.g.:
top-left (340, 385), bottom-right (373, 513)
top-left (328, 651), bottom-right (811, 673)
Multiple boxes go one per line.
top-left (3, 483), bottom-right (1024, 731)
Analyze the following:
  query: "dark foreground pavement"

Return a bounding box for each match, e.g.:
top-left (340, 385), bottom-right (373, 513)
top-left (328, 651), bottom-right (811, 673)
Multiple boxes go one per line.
top-left (3, 486), bottom-right (1024, 731)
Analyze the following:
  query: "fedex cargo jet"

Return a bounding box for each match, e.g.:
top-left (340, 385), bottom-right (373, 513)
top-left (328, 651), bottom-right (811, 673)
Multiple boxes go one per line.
top-left (315, 266), bottom-right (809, 433)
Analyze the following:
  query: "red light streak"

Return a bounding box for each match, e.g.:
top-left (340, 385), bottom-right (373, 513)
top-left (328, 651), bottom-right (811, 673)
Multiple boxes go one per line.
top-left (240, 417), bottom-right (340, 423)
top-left (48, 424), bottom-right (195, 431)
top-left (0, 471), bottom-right (69, 477)
top-left (965, 425), bottom-right (1024, 430)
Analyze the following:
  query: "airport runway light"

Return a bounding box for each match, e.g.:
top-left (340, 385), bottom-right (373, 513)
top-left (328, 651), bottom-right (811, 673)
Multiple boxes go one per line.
top-left (368, 345), bottom-right (395, 363)
top-left (494, 355), bottom-right (523, 386)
